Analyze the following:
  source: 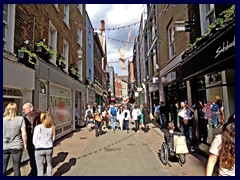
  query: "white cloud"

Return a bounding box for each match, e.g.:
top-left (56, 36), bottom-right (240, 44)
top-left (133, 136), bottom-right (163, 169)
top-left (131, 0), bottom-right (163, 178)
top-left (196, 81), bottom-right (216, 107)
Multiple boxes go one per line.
top-left (86, 4), bottom-right (145, 76)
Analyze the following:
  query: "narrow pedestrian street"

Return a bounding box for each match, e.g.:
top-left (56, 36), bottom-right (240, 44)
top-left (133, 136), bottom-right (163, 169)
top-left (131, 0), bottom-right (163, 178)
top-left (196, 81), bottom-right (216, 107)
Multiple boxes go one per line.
top-left (7, 123), bottom-right (218, 176)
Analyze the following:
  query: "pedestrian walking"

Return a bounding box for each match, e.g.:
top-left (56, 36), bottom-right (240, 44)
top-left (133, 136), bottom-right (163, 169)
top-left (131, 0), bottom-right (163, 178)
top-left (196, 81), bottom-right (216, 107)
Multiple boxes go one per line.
top-left (142, 103), bottom-right (150, 133)
top-left (154, 103), bottom-right (160, 126)
top-left (3, 103), bottom-right (27, 176)
top-left (22, 102), bottom-right (41, 176)
top-left (131, 105), bottom-right (141, 132)
top-left (206, 121), bottom-right (235, 176)
top-left (178, 101), bottom-right (195, 152)
top-left (102, 107), bottom-right (110, 130)
top-left (122, 106), bottom-right (131, 132)
top-left (199, 101), bottom-right (208, 143)
top-left (117, 105), bottom-right (124, 131)
top-left (85, 105), bottom-right (94, 131)
top-left (139, 104), bottom-right (144, 130)
top-left (109, 103), bottom-right (117, 131)
top-left (33, 112), bottom-right (55, 176)
top-left (93, 111), bottom-right (103, 137)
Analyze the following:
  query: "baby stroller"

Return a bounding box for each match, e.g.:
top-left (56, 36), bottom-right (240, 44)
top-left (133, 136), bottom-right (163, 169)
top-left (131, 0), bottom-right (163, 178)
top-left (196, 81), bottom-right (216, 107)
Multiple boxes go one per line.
top-left (158, 131), bottom-right (188, 166)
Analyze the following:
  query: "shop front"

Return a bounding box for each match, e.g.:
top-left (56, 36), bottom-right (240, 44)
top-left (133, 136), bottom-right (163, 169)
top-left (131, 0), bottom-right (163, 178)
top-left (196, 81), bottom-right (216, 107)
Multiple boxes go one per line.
top-left (35, 60), bottom-right (87, 139)
top-left (181, 20), bottom-right (235, 145)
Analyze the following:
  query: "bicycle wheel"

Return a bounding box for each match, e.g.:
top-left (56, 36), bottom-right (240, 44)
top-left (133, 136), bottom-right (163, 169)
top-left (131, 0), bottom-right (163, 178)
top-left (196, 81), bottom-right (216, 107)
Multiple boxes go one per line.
top-left (160, 142), bottom-right (169, 165)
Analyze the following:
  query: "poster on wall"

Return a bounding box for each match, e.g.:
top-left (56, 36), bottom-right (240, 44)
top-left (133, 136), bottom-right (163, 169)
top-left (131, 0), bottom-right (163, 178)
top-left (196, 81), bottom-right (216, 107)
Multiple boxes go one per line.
top-left (49, 96), bottom-right (70, 125)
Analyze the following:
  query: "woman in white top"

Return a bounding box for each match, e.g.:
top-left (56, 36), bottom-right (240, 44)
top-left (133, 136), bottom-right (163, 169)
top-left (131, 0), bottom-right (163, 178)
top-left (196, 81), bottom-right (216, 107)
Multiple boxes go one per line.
top-left (117, 106), bottom-right (124, 131)
top-left (131, 105), bottom-right (141, 132)
top-left (33, 112), bottom-right (55, 176)
top-left (206, 121), bottom-right (235, 176)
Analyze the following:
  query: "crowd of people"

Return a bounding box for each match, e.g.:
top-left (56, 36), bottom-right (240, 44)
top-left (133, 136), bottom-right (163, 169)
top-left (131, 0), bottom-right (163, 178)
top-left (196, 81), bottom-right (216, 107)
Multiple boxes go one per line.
top-left (3, 98), bottom-right (235, 176)
top-left (84, 102), bottom-right (153, 137)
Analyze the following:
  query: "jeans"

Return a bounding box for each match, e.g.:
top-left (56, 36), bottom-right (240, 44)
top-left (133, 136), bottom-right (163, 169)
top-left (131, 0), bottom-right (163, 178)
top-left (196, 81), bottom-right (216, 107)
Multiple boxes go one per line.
top-left (123, 120), bottom-right (129, 130)
top-left (35, 149), bottom-right (53, 176)
top-left (212, 114), bottom-right (218, 126)
top-left (95, 121), bottom-right (102, 136)
top-left (181, 122), bottom-right (194, 146)
top-left (110, 116), bottom-right (116, 130)
top-left (27, 141), bottom-right (37, 176)
top-left (3, 149), bottom-right (23, 176)
top-left (160, 115), bottom-right (164, 128)
top-left (134, 119), bottom-right (140, 132)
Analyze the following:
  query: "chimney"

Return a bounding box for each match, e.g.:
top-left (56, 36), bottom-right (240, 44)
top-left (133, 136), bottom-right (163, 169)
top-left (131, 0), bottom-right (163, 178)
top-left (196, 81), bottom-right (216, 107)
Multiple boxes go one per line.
top-left (101, 20), bottom-right (105, 33)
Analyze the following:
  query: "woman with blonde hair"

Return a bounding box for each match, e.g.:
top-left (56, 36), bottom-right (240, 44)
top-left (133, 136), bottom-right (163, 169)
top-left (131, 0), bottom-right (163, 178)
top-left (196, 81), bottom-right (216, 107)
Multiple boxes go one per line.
top-left (3, 102), bottom-right (27, 176)
top-left (33, 112), bottom-right (55, 176)
top-left (206, 121), bottom-right (235, 176)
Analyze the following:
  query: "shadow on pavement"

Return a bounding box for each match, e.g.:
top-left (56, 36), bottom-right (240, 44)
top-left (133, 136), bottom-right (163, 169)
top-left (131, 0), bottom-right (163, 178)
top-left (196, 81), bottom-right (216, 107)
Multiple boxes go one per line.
top-left (52, 152), bottom-right (68, 169)
top-left (53, 158), bottom-right (76, 176)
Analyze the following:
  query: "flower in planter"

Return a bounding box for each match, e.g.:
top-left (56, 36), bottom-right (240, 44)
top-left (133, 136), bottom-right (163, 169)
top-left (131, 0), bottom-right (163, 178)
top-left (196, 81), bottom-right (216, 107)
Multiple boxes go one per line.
top-left (18, 47), bottom-right (37, 65)
top-left (57, 55), bottom-right (67, 69)
top-left (35, 40), bottom-right (57, 60)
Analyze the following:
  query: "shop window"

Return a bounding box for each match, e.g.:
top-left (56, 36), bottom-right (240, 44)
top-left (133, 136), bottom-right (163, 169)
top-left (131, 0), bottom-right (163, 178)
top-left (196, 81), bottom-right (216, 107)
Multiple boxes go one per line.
top-left (3, 88), bottom-right (23, 114)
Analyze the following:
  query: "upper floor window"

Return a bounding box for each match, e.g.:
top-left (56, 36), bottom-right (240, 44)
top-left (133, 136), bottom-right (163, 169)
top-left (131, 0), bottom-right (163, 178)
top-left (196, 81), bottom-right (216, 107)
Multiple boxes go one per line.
top-left (168, 22), bottom-right (175, 59)
top-left (3, 4), bottom-right (15, 52)
top-left (206, 4), bottom-right (215, 25)
top-left (48, 21), bottom-right (57, 63)
top-left (78, 28), bottom-right (83, 48)
top-left (63, 39), bottom-right (69, 71)
top-left (199, 4), bottom-right (216, 35)
top-left (64, 4), bottom-right (70, 27)
top-left (78, 4), bottom-right (83, 14)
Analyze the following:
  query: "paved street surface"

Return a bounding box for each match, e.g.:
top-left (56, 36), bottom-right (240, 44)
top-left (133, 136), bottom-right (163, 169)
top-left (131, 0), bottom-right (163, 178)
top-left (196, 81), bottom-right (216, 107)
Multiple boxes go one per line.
top-left (7, 122), bottom-right (218, 176)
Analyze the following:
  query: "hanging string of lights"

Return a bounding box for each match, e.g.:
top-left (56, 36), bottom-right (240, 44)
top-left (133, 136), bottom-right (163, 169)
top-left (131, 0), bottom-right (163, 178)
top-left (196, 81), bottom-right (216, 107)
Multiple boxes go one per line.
top-left (94, 21), bottom-right (141, 31)
top-left (73, 4), bottom-right (176, 52)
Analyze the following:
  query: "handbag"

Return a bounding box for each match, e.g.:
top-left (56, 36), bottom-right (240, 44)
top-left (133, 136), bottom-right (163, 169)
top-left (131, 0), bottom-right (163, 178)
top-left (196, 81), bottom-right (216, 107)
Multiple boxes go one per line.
top-left (94, 115), bottom-right (102, 122)
top-left (149, 113), bottom-right (154, 120)
top-left (174, 135), bottom-right (189, 154)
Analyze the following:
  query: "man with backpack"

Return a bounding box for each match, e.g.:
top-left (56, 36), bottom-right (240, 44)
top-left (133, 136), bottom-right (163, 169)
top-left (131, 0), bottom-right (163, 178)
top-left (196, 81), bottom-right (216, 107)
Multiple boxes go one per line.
top-left (109, 103), bottom-right (117, 131)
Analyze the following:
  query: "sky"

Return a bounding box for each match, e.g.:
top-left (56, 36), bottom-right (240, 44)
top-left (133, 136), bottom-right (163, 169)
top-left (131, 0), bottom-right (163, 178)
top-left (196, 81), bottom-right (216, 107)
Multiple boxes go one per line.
top-left (86, 4), bottom-right (146, 76)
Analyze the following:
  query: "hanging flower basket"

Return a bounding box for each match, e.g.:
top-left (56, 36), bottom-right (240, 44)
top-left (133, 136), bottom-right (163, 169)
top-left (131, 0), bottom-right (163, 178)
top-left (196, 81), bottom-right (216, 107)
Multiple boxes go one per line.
top-left (17, 47), bottom-right (37, 69)
top-left (35, 40), bottom-right (56, 62)
top-left (56, 55), bottom-right (66, 69)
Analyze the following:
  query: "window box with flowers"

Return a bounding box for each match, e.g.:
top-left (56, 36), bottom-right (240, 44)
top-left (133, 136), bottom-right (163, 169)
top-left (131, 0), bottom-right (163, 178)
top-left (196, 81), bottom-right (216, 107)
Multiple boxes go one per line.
top-left (17, 47), bottom-right (37, 69)
top-left (56, 55), bottom-right (67, 69)
top-left (35, 40), bottom-right (56, 62)
top-left (68, 65), bottom-right (80, 79)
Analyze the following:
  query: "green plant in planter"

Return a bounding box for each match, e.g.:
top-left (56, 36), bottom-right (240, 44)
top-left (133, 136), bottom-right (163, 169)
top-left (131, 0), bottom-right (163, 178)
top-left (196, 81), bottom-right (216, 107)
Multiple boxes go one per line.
top-left (57, 55), bottom-right (67, 68)
top-left (36, 40), bottom-right (57, 59)
top-left (18, 47), bottom-right (37, 65)
top-left (183, 5), bottom-right (235, 57)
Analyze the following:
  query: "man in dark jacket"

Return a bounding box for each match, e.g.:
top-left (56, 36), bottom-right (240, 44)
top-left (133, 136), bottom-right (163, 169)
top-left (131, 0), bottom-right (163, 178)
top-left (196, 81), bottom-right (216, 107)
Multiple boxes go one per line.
top-left (22, 102), bottom-right (41, 176)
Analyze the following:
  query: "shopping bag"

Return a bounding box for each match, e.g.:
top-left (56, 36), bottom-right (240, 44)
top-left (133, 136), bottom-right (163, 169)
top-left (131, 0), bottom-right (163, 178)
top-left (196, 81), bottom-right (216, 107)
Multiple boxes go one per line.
top-left (174, 135), bottom-right (189, 154)
top-left (149, 113), bottom-right (154, 120)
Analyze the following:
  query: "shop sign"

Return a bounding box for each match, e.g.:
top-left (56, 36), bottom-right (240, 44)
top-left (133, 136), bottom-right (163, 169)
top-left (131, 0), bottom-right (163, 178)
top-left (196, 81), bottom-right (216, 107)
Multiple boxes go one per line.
top-left (215, 36), bottom-right (235, 58)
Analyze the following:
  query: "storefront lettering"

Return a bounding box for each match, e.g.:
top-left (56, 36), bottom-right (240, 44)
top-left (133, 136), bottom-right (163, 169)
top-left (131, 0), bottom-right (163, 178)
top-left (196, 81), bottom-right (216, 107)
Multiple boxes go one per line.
top-left (215, 36), bottom-right (235, 58)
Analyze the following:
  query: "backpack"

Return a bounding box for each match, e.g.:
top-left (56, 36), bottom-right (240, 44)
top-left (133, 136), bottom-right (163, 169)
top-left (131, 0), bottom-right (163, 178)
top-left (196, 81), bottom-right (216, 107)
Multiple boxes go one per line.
top-left (211, 104), bottom-right (218, 112)
top-left (110, 107), bottom-right (117, 116)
